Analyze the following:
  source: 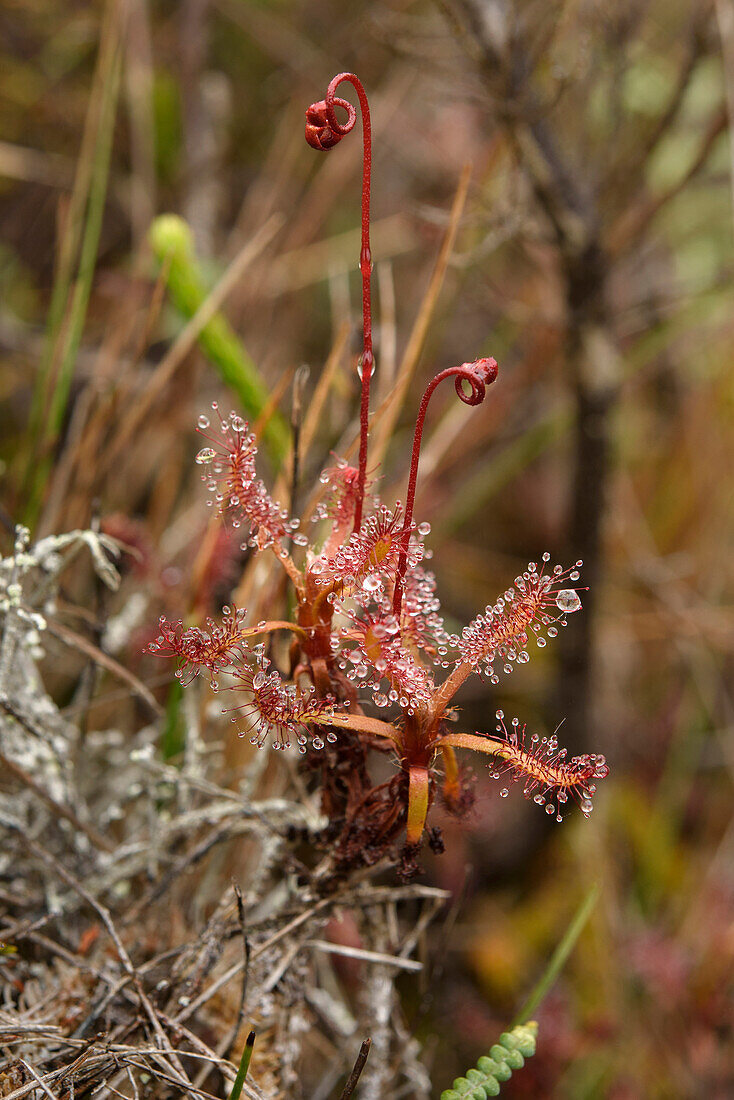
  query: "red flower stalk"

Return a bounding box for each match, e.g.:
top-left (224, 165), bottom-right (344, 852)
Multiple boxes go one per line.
top-left (306, 73), bottom-right (373, 532)
top-left (392, 357), bottom-right (498, 617)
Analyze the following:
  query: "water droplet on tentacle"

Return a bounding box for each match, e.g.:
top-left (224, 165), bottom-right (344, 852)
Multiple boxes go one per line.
top-left (556, 589), bottom-right (582, 613)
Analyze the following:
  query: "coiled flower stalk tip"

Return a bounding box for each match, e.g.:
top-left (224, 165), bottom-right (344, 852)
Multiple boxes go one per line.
top-left (393, 357), bottom-right (499, 616)
top-left (306, 73), bottom-right (374, 531)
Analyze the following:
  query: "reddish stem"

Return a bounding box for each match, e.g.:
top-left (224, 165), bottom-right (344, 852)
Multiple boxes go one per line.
top-left (392, 358), bottom-right (498, 617)
top-left (306, 73), bottom-right (373, 532)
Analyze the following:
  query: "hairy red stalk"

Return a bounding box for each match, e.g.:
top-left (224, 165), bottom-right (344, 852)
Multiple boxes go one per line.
top-left (306, 73), bottom-right (373, 532)
top-left (392, 358), bottom-right (498, 617)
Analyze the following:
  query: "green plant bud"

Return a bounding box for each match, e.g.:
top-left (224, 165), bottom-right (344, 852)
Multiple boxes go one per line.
top-left (148, 214), bottom-right (290, 464)
top-left (513, 1026), bottom-right (538, 1057)
top-left (149, 213), bottom-right (193, 260)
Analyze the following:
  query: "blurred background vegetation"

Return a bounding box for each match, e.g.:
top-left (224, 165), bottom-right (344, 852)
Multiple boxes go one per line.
top-left (1, 0), bottom-right (733, 1096)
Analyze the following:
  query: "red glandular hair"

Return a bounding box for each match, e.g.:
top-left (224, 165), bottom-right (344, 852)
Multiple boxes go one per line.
top-left (147, 606), bottom-right (248, 685)
top-left (310, 504), bottom-right (419, 595)
top-left (229, 648), bottom-right (337, 751)
top-left (338, 611), bottom-right (435, 713)
top-left (195, 405), bottom-right (299, 551)
top-left (455, 554), bottom-right (584, 682)
top-left (485, 712), bottom-right (609, 821)
top-left (315, 458), bottom-right (374, 527)
top-left (393, 564), bottom-right (451, 662)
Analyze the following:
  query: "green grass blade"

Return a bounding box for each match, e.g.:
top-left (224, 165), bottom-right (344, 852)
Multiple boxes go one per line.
top-left (25, 9), bottom-right (123, 524)
top-left (46, 47), bottom-right (122, 441)
top-left (227, 1030), bottom-right (255, 1100)
top-left (513, 882), bottom-right (600, 1026)
top-left (161, 679), bottom-right (185, 761)
top-left (27, 4), bottom-right (119, 451)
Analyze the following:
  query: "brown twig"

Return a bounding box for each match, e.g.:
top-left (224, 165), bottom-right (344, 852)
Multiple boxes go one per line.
top-left (339, 1038), bottom-right (372, 1100)
top-left (17, 1060), bottom-right (60, 1100)
top-left (7, 825), bottom-right (194, 1091)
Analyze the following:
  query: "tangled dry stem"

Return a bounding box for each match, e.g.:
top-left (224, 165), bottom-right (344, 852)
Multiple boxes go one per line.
top-left (0, 529), bottom-right (448, 1098)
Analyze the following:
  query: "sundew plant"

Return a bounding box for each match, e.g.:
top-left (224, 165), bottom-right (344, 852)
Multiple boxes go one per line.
top-left (150, 72), bottom-right (609, 878)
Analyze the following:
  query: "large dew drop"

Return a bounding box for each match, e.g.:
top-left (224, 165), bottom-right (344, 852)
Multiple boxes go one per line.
top-left (356, 352), bottom-right (376, 380)
top-left (196, 447), bottom-right (216, 464)
top-left (556, 589), bottom-right (582, 613)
